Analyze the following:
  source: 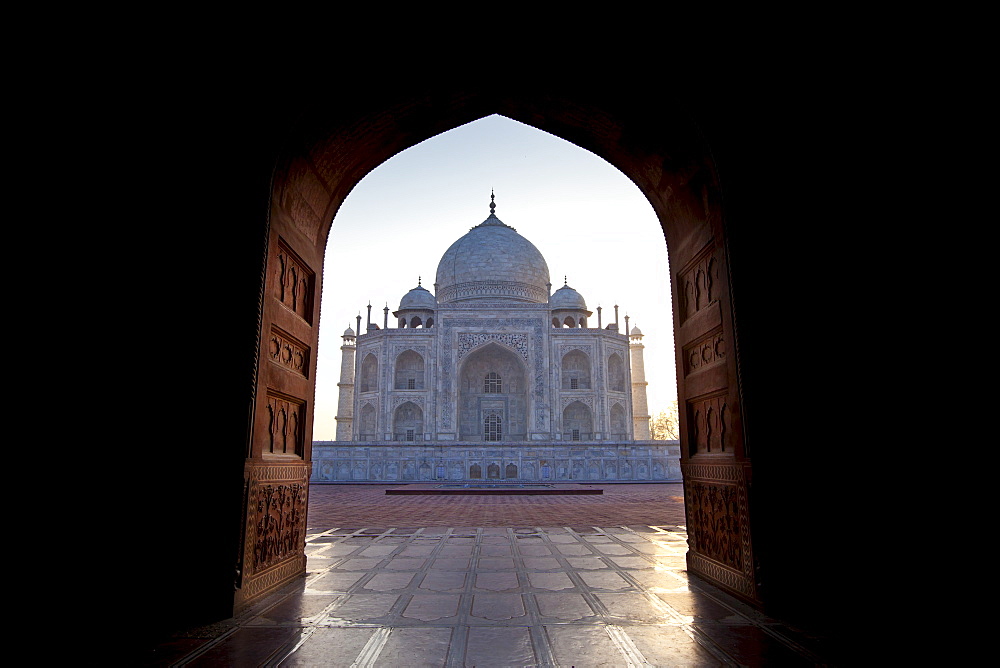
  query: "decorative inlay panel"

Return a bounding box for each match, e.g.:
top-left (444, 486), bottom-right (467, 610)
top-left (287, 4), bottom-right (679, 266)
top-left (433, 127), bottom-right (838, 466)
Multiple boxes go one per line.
top-left (268, 326), bottom-right (309, 377)
top-left (266, 391), bottom-right (305, 456)
top-left (682, 461), bottom-right (755, 599)
top-left (687, 392), bottom-right (731, 454)
top-left (274, 238), bottom-right (315, 323)
top-left (682, 327), bottom-right (726, 377)
top-left (457, 333), bottom-right (529, 361)
top-left (560, 395), bottom-right (595, 411)
top-left (251, 481), bottom-right (307, 572)
top-left (678, 245), bottom-right (721, 323)
top-left (236, 461), bottom-right (310, 611)
top-left (439, 280), bottom-right (548, 304)
top-left (392, 395), bottom-right (424, 410)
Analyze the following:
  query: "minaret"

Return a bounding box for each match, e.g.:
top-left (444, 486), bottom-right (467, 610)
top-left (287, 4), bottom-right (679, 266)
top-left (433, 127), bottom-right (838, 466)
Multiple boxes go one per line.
top-left (629, 324), bottom-right (651, 440)
top-left (334, 324), bottom-right (357, 441)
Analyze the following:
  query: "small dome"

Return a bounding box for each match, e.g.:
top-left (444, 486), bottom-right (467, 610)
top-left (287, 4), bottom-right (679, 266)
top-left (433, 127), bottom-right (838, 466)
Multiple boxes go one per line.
top-left (550, 284), bottom-right (587, 311)
top-left (343, 325), bottom-right (356, 337)
top-left (630, 325), bottom-right (643, 336)
top-left (398, 284), bottom-right (436, 310)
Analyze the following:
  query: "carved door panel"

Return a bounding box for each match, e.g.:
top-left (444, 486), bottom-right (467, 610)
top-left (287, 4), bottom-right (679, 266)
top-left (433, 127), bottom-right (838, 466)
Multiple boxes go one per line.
top-left (674, 238), bottom-right (758, 604)
top-left (235, 217), bottom-right (322, 613)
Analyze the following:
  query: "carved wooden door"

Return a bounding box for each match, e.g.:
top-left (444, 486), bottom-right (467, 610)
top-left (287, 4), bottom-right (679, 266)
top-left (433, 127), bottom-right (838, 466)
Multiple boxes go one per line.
top-left (234, 214), bottom-right (322, 613)
top-left (674, 235), bottom-right (758, 604)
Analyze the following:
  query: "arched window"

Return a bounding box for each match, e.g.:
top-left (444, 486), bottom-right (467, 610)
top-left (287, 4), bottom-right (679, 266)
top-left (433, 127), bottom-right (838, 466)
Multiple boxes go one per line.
top-left (484, 414), bottom-right (502, 441)
top-left (484, 372), bottom-right (502, 393)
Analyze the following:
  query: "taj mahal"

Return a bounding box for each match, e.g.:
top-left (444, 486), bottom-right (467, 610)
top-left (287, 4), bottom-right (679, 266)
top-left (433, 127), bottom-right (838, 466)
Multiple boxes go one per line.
top-left (311, 194), bottom-right (680, 483)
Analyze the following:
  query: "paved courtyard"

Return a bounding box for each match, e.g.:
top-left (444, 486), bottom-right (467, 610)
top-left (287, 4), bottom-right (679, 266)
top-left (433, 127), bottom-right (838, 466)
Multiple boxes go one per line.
top-left (146, 483), bottom-right (838, 666)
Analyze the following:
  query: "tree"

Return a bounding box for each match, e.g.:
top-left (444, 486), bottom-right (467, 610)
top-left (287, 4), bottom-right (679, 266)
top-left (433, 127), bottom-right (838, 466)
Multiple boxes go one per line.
top-left (650, 400), bottom-right (680, 440)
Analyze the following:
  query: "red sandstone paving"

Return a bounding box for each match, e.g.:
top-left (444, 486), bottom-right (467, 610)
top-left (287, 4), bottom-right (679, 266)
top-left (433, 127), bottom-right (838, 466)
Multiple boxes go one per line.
top-left (306, 483), bottom-right (687, 528)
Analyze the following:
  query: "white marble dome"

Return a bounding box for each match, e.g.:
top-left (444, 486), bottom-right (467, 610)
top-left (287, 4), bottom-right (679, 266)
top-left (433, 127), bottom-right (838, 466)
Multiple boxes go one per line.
top-left (550, 283), bottom-right (587, 310)
top-left (435, 206), bottom-right (550, 304)
top-left (398, 283), bottom-right (436, 310)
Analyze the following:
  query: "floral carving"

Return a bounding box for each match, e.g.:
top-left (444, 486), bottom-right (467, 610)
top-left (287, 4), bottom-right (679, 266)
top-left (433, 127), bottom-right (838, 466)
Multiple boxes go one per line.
top-left (251, 482), bottom-right (307, 571)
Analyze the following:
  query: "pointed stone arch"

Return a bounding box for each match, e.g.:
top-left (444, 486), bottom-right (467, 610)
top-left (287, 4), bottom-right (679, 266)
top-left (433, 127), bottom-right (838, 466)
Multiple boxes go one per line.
top-left (133, 80), bottom-right (859, 644)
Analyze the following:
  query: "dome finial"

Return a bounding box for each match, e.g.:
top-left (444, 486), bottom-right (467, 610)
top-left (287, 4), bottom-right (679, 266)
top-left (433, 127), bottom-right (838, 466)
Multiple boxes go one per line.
top-left (564, 275), bottom-right (568, 287)
top-left (489, 190), bottom-right (496, 215)
top-left (418, 275), bottom-right (422, 286)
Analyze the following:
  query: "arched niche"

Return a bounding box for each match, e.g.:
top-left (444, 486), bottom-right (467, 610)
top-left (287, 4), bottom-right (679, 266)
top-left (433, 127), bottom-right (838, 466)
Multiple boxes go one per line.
top-left (360, 353), bottom-right (379, 393)
top-left (394, 349), bottom-right (425, 389)
top-left (563, 401), bottom-right (593, 440)
top-left (457, 342), bottom-right (528, 441)
top-left (610, 402), bottom-right (627, 439)
top-left (393, 401), bottom-right (423, 441)
top-left (561, 349), bottom-right (591, 390)
top-left (358, 403), bottom-right (377, 441)
top-left (607, 352), bottom-right (626, 392)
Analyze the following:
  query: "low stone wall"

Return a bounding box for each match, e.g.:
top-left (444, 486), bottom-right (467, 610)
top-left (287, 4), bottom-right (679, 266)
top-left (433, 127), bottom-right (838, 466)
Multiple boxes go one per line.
top-left (310, 441), bottom-right (681, 483)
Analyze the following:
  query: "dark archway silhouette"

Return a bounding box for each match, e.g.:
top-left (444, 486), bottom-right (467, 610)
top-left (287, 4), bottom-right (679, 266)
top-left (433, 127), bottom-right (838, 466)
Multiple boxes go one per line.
top-left (126, 73), bottom-right (858, 653)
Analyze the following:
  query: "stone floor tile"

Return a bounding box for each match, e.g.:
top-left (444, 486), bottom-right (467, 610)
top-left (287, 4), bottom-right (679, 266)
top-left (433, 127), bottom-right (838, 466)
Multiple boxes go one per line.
top-left (374, 627), bottom-right (453, 667)
top-left (479, 543), bottom-right (513, 556)
top-left (475, 571), bottom-right (520, 591)
top-left (430, 557), bottom-right (471, 570)
top-left (310, 571), bottom-right (367, 592)
top-left (608, 555), bottom-right (653, 569)
top-left (397, 545), bottom-right (435, 557)
top-left (464, 627), bottom-right (536, 667)
top-left (544, 625), bottom-right (629, 667)
top-left (553, 543), bottom-right (593, 555)
top-left (335, 557), bottom-right (383, 571)
top-left (185, 627), bottom-right (301, 667)
top-left (624, 624), bottom-right (723, 667)
top-left (401, 594), bottom-right (461, 621)
top-left (357, 545), bottom-right (398, 558)
top-left (325, 593), bottom-right (401, 623)
top-left (281, 627), bottom-right (379, 667)
top-left (596, 592), bottom-right (672, 623)
top-left (245, 594), bottom-right (341, 625)
top-left (363, 572), bottom-right (416, 592)
top-left (566, 556), bottom-right (608, 569)
top-left (418, 571), bottom-right (467, 592)
top-left (470, 593), bottom-right (526, 621)
top-left (476, 557), bottom-right (516, 570)
top-left (692, 622), bottom-right (819, 666)
top-left (517, 544), bottom-right (553, 556)
top-left (578, 570), bottom-right (632, 591)
top-left (384, 557), bottom-right (426, 570)
top-left (591, 543), bottom-right (634, 555)
top-left (438, 545), bottom-right (473, 557)
top-left (526, 571), bottom-right (575, 591)
top-left (521, 557), bottom-right (562, 570)
top-left (534, 593), bottom-right (596, 621)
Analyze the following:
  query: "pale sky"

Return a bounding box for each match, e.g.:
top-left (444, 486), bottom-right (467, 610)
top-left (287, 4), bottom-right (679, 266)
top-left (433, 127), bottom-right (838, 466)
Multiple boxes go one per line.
top-left (313, 115), bottom-right (677, 441)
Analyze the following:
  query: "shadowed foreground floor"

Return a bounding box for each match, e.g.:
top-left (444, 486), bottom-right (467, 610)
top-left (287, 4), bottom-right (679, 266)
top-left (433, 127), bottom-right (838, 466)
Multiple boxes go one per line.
top-left (145, 483), bottom-right (841, 666)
